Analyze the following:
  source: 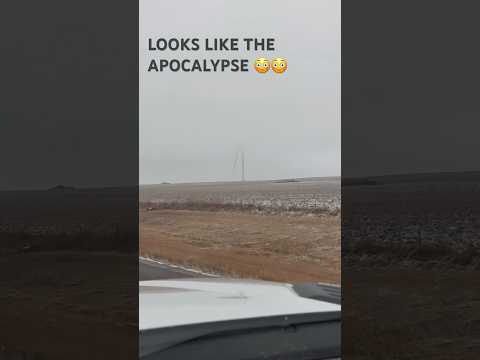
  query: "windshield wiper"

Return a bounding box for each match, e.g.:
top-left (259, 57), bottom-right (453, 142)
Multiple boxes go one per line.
top-left (292, 283), bottom-right (341, 305)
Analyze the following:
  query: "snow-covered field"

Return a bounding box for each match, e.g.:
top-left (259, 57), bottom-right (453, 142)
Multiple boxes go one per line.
top-left (140, 178), bottom-right (340, 214)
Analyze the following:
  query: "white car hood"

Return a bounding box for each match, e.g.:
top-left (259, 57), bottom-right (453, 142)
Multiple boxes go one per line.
top-left (139, 278), bottom-right (340, 331)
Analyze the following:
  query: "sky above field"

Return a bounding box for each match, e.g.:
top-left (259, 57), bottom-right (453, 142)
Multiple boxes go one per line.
top-left (140, 0), bottom-right (340, 184)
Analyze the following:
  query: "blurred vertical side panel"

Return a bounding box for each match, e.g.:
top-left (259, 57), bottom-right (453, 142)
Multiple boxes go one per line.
top-left (0, 1), bottom-right (138, 359)
top-left (343, 1), bottom-right (480, 359)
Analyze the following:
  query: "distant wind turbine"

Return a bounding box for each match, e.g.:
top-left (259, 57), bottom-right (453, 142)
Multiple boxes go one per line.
top-left (232, 149), bottom-right (246, 182)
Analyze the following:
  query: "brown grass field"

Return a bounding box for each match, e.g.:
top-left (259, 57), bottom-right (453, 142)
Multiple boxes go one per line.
top-left (139, 179), bottom-right (341, 283)
top-left (140, 208), bottom-right (340, 284)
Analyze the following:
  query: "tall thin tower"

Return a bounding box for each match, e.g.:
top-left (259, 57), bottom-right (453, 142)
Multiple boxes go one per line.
top-left (241, 151), bottom-right (245, 182)
top-left (233, 149), bottom-right (246, 182)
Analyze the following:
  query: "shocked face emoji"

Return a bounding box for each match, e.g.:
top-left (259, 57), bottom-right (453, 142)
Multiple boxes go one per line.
top-left (254, 58), bottom-right (270, 73)
top-left (271, 57), bottom-right (287, 74)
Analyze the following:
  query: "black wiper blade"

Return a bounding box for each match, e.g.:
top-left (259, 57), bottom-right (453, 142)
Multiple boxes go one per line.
top-left (292, 283), bottom-right (341, 305)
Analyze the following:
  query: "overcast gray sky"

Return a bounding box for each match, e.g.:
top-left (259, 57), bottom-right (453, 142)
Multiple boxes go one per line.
top-left (140, 0), bottom-right (340, 184)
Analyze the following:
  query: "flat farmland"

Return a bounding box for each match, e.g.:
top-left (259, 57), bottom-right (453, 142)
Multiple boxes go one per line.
top-left (140, 178), bottom-right (340, 214)
top-left (140, 178), bottom-right (341, 284)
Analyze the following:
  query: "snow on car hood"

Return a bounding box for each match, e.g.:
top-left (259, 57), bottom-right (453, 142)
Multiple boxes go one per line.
top-left (139, 278), bottom-right (341, 331)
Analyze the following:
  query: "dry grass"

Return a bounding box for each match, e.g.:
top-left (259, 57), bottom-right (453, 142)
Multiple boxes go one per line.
top-left (140, 208), bottom-right (340, 284)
